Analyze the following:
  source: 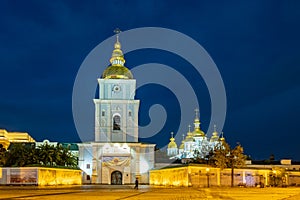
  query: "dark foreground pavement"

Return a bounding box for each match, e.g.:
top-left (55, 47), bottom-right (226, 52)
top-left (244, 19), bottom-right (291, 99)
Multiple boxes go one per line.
top-left (0, 185), bottom-right (299, 200)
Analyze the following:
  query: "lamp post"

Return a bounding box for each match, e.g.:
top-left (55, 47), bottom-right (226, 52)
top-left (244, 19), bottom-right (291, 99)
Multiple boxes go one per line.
top-left (206, 168), bottom-right (210, 188)
top-left (198, 170), bottom-right (201, 187)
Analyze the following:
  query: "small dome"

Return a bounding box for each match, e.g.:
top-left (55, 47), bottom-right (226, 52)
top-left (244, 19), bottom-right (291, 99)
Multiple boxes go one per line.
top-left (179, 142), bottom-right (185, 149)
top-left (168, 138), bottom-right (177, 149)
top-left (185, 130), bottom-right (194, 142)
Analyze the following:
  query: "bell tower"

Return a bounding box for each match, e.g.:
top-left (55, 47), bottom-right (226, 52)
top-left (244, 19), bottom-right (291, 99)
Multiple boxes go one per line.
top-left (94, 29), bottom-right (139, 142)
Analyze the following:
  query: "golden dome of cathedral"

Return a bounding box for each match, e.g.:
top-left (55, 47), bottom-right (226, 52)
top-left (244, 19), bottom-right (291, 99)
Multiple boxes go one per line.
top-left (192, 111), bottom-right (205, 137)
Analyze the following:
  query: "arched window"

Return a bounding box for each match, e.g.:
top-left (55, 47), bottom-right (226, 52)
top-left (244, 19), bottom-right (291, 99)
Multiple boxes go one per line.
top-left (113, 115), bottom-right (121, 130)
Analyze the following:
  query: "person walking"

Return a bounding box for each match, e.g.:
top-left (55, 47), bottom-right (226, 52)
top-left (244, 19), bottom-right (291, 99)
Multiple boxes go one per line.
top-left (134, 178), bottom-right (139, 190)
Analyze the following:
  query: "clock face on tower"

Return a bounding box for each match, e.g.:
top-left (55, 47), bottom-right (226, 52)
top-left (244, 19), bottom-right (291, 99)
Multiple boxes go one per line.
top-left (113, 85), bottom-right (121, 93)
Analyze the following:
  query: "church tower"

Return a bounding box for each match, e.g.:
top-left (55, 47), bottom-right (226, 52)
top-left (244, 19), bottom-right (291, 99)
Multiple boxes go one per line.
top-left (78, 30), bottom-right (155, 185)
top-left (94, 30), bottom-right (139, 142)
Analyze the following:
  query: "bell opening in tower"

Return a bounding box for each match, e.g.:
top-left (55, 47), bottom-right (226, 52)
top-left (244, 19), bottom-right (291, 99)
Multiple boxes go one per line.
top-left (113, 115), bottom-right (121, 131)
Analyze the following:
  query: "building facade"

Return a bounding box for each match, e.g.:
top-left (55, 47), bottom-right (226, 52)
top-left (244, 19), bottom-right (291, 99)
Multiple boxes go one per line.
top-left (150, 164), bottom-right (300, 187)
top-left (167, 109), bottom-right (224, 160)
top-left (78, 32), bottom-right (155, 184)
top-left (0, 129), bottom-right (35, 149)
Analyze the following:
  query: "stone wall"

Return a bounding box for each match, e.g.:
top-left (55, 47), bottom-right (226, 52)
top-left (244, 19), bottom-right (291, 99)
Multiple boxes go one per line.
top-left (150, 165), bottom-right (300, 187)
top-left (0, 167), bottom-right (81, 186)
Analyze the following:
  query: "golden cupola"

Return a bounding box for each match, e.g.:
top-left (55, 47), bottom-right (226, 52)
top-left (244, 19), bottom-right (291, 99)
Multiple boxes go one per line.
top-left (219, 132), bottom-right (225, 142)
top-left (168, 132), bottom-right (178, 149)
top-left (179, 134), bottom-right (185, 149)
top-left (102, 29), bottom-right (133, 79)
top-left (210, 124), bottom-right (219, 142)
top-left (184, 125), bottom-right (194, 142)
top-left (192, 108), bottom-right (205, 137)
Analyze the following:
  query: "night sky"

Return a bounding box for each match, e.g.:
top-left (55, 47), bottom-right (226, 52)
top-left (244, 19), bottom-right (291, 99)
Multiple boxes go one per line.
top-left (0, 1), bottom-right (299, 160)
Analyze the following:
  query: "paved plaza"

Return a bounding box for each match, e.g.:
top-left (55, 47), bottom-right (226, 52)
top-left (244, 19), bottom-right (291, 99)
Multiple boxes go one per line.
top-left (0, 185), bottom-right (300, 200)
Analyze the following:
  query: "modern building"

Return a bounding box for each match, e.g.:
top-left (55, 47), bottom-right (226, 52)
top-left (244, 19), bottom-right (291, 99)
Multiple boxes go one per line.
top-left (78, 32), bottom-right (155, 185)
top-left (0, 129), bottom-right (35, 149)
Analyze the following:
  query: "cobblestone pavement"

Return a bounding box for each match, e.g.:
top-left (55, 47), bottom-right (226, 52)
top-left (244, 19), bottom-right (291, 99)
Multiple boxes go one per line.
top-left (0, 185), bottom-right (299, 200)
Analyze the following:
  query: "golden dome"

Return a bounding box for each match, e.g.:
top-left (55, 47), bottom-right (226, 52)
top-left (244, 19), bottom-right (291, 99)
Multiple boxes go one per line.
top-left (168, 138), bottom-right (177, 149)
top-left (193, 129), bottom-right (205, 137)
top-left (168, 132), bottom-right (177, 149)
top-left (219, 132), bottom-right (225, 142)
top-left (102, 65), bottom-right (133, 79)
top-left (192, 108), bottom-right (206, 137)
top-left (102, 30), bottom-right (133, 79)
top-left (210, 125), bottom-right (219, 142)
top-left (185, 125), bottom-right (194, 142)
top-left (179, 134), bottom-right (185, 149)
top-left (179, 142), bottom-right (185, 149)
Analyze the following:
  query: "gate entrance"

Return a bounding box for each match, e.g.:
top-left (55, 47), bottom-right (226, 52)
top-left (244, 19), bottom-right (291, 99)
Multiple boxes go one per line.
top-left (111, 171), bottom-right (122, 185)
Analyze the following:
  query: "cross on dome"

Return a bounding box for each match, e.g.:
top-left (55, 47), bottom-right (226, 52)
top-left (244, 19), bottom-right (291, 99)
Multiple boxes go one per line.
top-left (114, 28), bottom-right (121, 43)
top-left (194, 108), bottom-right (199, 119)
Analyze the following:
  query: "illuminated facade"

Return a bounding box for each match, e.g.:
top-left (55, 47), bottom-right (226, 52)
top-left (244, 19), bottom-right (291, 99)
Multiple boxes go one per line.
top-left (0, 129), bottom-right (35, 149)
top-left (150, 165), bottom-right (300, 187)
top-left (167, 109), bottom-right (224, 160)
top-left (78, 31), bottom-right (155, 184)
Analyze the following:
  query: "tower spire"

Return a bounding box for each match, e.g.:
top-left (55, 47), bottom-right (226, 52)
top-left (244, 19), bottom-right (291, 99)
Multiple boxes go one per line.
top-left (102, 28), bottom-right (133, 79)
top-left (192, 108), bottom-right (205, 137)
top-left (109, 28), bottom-right (125, 66)
top-left (114, 28), bottom-right (121, 43)
top-left (195, 108), bottom-right (199, 120)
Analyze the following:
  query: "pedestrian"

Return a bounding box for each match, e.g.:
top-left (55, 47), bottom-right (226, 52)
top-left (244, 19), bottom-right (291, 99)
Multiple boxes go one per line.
top-left (134, 178), bottom-right (139, 189)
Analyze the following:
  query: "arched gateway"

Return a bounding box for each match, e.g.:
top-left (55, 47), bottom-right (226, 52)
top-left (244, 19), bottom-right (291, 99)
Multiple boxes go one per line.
top-left (111, 171), bottom-right (122, 185)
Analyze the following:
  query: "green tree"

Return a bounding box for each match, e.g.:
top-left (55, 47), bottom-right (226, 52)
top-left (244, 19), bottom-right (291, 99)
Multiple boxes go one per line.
top-left (213, 140), bottom-right (246, 187)
top-left (0, 144), bottom-right (7, 166)
top-left (2, 142), bottom-right (78, 168)
top-left (37, 142), bottom-right (56, 166)
top-left (54, 144), bottom-right (77, 167)
top-left (4, 143), bottom-right (37, 167)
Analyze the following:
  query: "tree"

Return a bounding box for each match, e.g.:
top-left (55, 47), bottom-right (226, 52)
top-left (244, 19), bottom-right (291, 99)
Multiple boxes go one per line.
top-left (37, 142), bottom-right (56, 166)
top-left (4, 143), bottom-right (37, 167)
top-left (271, 167), bottom-right (287, 187)
top-left (0, 144), bottom-right (7, 166)
top-left (2, 142), bottom-right (78, 168)
top-left (213, 140), bottom-right (246, 187)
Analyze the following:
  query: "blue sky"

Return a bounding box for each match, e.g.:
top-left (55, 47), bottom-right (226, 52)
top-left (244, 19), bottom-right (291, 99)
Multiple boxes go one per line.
top-left (0, 1), bottom-right (299, 160)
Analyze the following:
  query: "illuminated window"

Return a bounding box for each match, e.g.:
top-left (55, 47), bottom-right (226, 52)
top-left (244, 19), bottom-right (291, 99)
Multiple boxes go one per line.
top-left (113, 115), bottom-right (121, 130)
